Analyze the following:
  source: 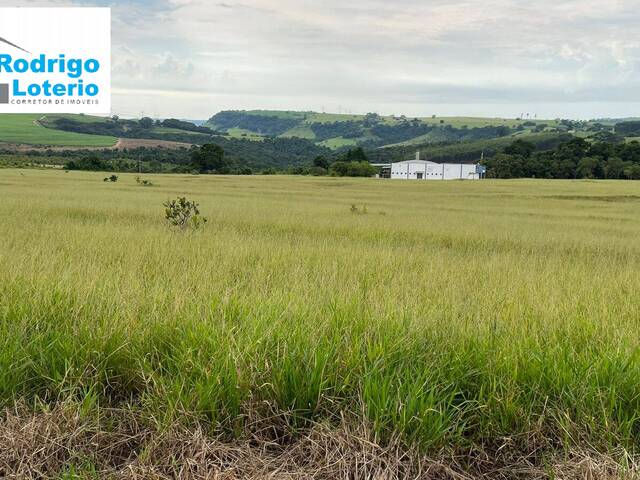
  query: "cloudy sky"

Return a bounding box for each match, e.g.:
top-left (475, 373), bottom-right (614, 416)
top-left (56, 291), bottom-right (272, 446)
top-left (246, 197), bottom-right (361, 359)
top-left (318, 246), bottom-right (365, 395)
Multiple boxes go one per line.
top-left (11, 0), bottom-right (640, 119)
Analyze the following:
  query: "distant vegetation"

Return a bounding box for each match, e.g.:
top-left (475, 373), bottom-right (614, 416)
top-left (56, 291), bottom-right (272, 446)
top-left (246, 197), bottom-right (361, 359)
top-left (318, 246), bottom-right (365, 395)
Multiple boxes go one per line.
top-left (4, 111), bottom-right (640, 179)
top-left (485, 138), bottom-right (640, 179)
top-left (208, 110), bottom-right (302, 136)
top-left (46, 116), bottom-right (213, 144)
top-left (368, 132), bottom-right (571, 164)
top-left (206, 110), bottom-right (543, 149)
top-left (615, 121), bottom-right (640, 137)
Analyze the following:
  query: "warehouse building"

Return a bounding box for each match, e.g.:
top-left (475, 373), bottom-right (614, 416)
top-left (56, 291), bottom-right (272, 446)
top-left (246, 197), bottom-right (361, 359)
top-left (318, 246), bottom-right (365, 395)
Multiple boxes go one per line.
top-left (375, 152), bottom-right (486, 180)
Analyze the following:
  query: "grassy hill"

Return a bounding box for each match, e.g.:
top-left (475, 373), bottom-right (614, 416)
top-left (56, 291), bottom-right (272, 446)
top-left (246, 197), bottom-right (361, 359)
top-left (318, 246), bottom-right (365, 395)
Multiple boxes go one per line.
top-left (0, 114), bottom-right (118, 147)
top-left (205, 110), bottom-right (562, 149)
top-left (368, 132), bottom-right (572, 164)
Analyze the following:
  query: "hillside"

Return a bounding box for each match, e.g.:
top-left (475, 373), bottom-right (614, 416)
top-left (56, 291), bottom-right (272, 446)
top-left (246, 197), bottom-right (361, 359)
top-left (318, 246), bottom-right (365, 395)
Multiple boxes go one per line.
top-left (1, 111), bottom-right (629, 172)
top-left (206, 110), bottom-right (563, 149)
top-left (0, 114), bottom-right (118, 147)
top-left (368, 132), bottom-right (573, 164)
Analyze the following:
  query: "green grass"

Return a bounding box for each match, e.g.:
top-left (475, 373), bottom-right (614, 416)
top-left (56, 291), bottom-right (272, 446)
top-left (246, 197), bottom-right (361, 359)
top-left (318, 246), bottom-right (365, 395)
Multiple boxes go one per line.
top-left (224, 127), bottom-right (266, 140)
top-left (43, 114), bottom-right (111, 124)
top-left (1, 170), bottom-right (639, 460)
top-left (280, 125), bottom-right (317, 140)
top-left (0, 114), bottom-right (117, 147)
top-left (151, 126), bottom-right (210, 137)
top-left (417, 116), bottom-right (558, 128)
top-left (317, 136), bottom-right (361, 148)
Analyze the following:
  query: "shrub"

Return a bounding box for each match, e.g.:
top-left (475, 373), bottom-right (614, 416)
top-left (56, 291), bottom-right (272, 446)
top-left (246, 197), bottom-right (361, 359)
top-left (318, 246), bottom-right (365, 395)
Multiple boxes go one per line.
top-left (103, 175), bottom-right (118, 183)
top-left (135, 176), bottom-right (154, 186)
top-left (331, 161), bottom-right (377, 177)
top-left (163, 197), bottom-right (207, 230)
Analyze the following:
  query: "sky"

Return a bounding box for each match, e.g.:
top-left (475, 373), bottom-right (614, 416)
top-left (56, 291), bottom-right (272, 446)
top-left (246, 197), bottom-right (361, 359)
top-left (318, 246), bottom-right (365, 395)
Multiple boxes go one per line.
top-left (7, 0), bottom-right (640, 120)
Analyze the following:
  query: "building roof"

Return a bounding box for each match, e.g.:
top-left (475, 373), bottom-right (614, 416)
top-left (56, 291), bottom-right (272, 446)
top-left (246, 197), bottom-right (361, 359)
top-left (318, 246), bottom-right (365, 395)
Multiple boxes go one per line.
top-left (392, 160), bottom-right (440, 165)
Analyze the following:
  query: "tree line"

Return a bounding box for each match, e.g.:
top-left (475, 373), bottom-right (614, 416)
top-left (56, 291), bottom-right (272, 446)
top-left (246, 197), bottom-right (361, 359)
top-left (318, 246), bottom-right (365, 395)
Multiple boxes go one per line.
top-left (485, 138), bottom-right (640, 179)
top-left (60, 144), bottom-right (378, 177)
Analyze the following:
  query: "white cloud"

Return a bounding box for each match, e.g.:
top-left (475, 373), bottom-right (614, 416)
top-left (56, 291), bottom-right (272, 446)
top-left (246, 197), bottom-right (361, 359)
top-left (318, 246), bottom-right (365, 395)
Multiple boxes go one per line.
top-left (3, 0), bottom-right (639, 118)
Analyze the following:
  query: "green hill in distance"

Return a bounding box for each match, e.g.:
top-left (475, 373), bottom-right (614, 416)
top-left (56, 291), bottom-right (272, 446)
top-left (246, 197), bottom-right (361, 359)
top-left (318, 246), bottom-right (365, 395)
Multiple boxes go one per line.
top-left (205, 110), bottom-right (563, 149)
top-left (0, 114), bottom-right (118, 147)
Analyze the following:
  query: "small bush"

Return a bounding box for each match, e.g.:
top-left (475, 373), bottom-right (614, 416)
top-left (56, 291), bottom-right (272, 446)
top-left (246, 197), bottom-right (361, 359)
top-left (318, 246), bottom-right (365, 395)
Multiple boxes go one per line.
top-left (164, 197), bottom-right (207, 230)
top-left (103, 175), bottom-right (118, 183)
top-left (136, 176), bottom-right (154, 186)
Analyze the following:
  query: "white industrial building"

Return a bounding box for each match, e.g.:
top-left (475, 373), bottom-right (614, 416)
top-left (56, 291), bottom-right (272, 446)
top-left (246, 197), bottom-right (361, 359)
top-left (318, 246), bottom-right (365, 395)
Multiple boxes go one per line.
top-left (375, 152), bottom-right (486, 180)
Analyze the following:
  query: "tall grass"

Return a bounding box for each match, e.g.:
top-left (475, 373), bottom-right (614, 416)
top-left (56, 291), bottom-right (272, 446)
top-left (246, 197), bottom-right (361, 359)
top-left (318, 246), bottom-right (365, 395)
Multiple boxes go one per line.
top-left (1, 169), bottom-right (639, 456)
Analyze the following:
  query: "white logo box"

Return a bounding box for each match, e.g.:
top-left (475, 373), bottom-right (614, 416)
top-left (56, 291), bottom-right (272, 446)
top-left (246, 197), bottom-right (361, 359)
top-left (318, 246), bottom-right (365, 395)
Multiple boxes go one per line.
top-left (0, 7), bottom-right (110, 114)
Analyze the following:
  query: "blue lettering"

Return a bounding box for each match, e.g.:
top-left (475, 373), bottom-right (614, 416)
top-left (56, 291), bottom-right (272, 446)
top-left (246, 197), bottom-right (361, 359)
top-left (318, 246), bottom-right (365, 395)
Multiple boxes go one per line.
top-left (14, 59), bottom-right (28, 73)
top-left (85, 59), bottom-right (99, 73)
top-left (85, 84), bottom-right (99, 96)
top-left (12, 79), bottom-right (25, 96)
top-left (52, 84), bottom-right (65, 96)
top-left (67, 59), bottom-right (82, 79)
top-left (0, 54), bottom-right (12, 72)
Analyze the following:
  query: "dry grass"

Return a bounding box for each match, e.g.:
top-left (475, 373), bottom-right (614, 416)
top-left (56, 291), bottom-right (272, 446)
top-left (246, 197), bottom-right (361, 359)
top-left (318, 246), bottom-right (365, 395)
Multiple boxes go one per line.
top-left (1, 403), bottom-right (637, 479)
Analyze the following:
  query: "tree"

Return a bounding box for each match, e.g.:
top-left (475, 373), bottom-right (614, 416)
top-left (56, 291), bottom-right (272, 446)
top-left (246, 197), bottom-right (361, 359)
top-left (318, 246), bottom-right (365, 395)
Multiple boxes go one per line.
top-left (330, 161), bottom-right (376, 177)
top-left (487, 153), bottom-right (525, 178)
top-left (190, 144), bottom-right (226, 173)
top-left (624, 164), bottom-right (640, 180)
top-left (504, 139), bottom-right (535, 158)
top-left (313, 155), bottom-right (330, 170)
top-left (138, 117), bottom-right (154, 129)
top-left (615, 121), bottom-right (640, 136)
top-left (64, 155), bottom-right (110, 171)
top-left (342, 147), bottom-right (368, 163)
top-left (605, 157), bottom-right (626, 179)
top-left (576, 157), bottom-right (600, 179)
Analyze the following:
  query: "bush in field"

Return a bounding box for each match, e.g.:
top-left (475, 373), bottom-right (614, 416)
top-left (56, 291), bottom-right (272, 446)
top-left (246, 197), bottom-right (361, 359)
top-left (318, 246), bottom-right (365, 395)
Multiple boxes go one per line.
top-left (164, 197), bottom-right (207, 230)
top-left (103, 175), bottom-right (118, 182)
top-left (135, 176), bottom-right (154, 186)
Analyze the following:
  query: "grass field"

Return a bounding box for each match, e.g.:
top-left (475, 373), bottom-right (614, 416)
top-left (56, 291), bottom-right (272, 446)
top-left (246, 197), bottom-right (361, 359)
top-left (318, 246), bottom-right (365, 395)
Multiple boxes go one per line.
top-left (223, 127), bottom-right (267, 140)
top-left (1, 170), bottom-right (639, 476)
top-left (232, 110), bottom-right (557, 128)
top-left (0, 114), bottom-right (118, 147)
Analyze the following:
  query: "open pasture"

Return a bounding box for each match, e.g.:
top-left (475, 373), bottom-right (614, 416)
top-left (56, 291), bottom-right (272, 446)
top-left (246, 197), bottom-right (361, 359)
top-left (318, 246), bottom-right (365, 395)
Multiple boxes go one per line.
top-left (0, 114), bottom-right (117, 147)
top-left (0, 170), bottom-right (639, 474)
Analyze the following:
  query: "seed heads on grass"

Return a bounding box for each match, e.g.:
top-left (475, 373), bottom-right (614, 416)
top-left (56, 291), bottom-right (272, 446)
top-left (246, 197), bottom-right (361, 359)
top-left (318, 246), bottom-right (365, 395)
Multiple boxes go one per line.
top-left (164, 196), bottom-right (207, 230)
